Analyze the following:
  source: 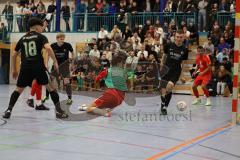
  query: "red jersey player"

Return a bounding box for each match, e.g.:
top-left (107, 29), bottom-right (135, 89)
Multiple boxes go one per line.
top-left (192, 46), bottom-right (212, 106)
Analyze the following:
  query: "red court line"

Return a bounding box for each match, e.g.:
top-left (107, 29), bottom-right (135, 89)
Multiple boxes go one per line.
top-left (146, 123), bottom-right (232, 160)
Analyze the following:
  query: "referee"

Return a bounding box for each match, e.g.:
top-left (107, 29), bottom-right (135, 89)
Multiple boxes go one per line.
top-left (160, 30), bottom-right (188, 115)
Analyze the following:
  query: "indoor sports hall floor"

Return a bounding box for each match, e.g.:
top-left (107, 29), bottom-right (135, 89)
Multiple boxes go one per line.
top-left (0, 85), bottom-right (239, 160)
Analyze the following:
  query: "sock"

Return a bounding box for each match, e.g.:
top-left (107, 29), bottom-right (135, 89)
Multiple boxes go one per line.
top-left (36, 100), bottom-right (42, 106)
top-left (193, 89), bottom-right (199, 98)
top-left (35, 83), bottom-right (42, 101)
top-left (203, 88), bottom-right (209, 97)
top-left (29, 95), bottom-right (34, 100)
top-left (46, 89), bottom-right (49, 98)
top-left (161, 95), bottom-right (166, 107)
top-left (30, 81), bottom-right (37, 97)
top-left (65, 84), bottom-right (72, 99)
top-left (165, 92), bottom-right (172, 107)
top-left (49, 90), bottom-right (63, 113)
top-left (7, 91), bottom-right (20, 111)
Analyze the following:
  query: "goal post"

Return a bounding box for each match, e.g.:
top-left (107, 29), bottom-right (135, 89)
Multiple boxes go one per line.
top-left (232, 0), bottom-right (240, 124)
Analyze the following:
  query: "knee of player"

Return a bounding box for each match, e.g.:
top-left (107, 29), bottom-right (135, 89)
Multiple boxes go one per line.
top-left (201, 85), bottom-right (207, 90)
top-left (15, 87), bottom-right (25, 93)
top-left (192, 85), bottom-right (197, 90)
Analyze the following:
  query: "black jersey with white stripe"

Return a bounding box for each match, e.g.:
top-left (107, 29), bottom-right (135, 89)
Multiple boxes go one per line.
top-left (164, 42), bottom-right (188, 72)
top-left (15, 31), bottom-right (48, 68)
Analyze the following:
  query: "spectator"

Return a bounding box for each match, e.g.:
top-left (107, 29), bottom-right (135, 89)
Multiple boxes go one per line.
top-left (216, 48), bottom-right (229, 63)
top-left (100, 53), bottom-right (110, 68)
top-left (152, 0), bottom-right (160, 12)
top-left (203, 37), bottom-right (215, 55)
top-left (89, 44), bottom-right (100, 58)
top-left (137, 45), bottom-right (148, 59)
top-left (229, 0), bottom-right (235, 12)
top-left (183, 26), bottom-right (190, 47)
top-left (145, 63), bottom-right (157, 90)
top-left (131, 32), bottom-right (141, 43)
top-left (98, 27), bottom-right (108, 40)
top-left (224, 32), bottom-right (234, 48)
top-left (126, 50), bottom-right (139, 71)
top-left (144, 32), bottom-right (154, 47)
top-left (219, 0), bottom-right (229, 12)
top-left (133, 39), bottom-right (142, 51)
top-left (0, 23), bottom-right (8, 41)
top-left (101, 0), bottom-right (109, 13)
top-left (22, 3), bottom-right (31, 32)
top-left (177, 0), bottom-right (185, 12)
top-left (198, 0), bottom-right (208, 32)
top-left (184, 0), bottom-right (196, 13)
top-left (15, 2), bottom-right (23, 32)
top-left (134, 64), bottom-right (146, 91)
top-left (46, 0), bottom-right (56, 32)
top-left (164, 0), bottom-right (177, 12)
top-left (143, 0), bottom-right (152, 12)
top-left (217, 37), bottom-right (229, 53)
top-left (103, 46), bottom-right (112, 61)
top-left (37, 1), bottom-right (46, 19)
top-left (87, 0), bottom-right (96, 13)
top-left (122, 26), bottom-right (132, 40)
top-left (188, 21), bottom-right (198, 43)
top-left (61, 0), bottom-right (71, 32)
top-left (29, 2), bottom-right (37, 14)
top-left (2, 1), bottom-right (13, 32)
top-left (110, 25), bottom-right (122, 40)
top-left (96, 0), bottom-right (103, 13)
top-left (108, 1), bottom-right (117, 14)
top-left (129, 1), bottom-right (138, 14)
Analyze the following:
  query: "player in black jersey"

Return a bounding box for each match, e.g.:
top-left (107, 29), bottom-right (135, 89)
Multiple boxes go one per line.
top-left (42, 33), bottom-right (74, 105)
top-left (2, 18), bottom-right (68, 119)
top-left (160, 30), bottom-right (188, 115)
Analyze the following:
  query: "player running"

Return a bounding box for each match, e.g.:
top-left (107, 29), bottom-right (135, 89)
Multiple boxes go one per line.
top-left (160, 30), bottom-right (188, 115)
top-left (2, 18), bottom-right (68, 119)
top-left (43, 32), bottom-right (74, 105)
top-left (192, 46), bottom-right (212, 106)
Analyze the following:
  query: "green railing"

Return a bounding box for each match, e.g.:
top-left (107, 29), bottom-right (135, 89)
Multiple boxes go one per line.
top-left (0, 12), bottom-right (235, 39)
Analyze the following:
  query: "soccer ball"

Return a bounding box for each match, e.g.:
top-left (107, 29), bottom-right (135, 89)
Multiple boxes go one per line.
top-left (177, 101), bottom-right (187, 111)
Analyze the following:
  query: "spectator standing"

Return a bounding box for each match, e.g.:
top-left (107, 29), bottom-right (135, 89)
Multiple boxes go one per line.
top-left (22, 3), bottom-right (31, 32)
top-left (2, 1), bottom-right (13, 32)
top-left (15, 2), bottom-right (23, 32)
top-left (198, 0), bottom-right (208, 32)
top-left (75, 0), bottom-right (86, 31)
top-left (108, 1), bottom-right (117, 14)
top-left (61, 0), bottom-right (71, 32)
top-left (152, 0), bottom-right (160, 12)
top-left (46, 0), bottom-right (56, 32)
top-left (37, 1), bottom-right (46, 19)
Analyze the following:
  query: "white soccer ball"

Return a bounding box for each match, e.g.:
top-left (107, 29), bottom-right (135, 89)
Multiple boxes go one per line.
top-left (177, 101), bottom-right (187, 111)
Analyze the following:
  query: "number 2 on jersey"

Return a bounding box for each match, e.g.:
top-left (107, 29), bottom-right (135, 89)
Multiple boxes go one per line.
top-left (23, 41), bottom-right (37, 57)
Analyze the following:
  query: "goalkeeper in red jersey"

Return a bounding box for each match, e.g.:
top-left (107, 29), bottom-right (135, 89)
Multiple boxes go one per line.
top-left (192, 46), bottom-right (212, 106)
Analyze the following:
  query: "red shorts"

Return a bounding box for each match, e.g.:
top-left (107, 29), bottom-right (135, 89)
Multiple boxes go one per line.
top-left (194, 74), bottom-right (211, 86)
top-left (94, 88), bottom-right (125, 109)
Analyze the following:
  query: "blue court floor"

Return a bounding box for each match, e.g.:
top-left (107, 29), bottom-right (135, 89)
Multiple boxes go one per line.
top-left (0, 85), bottom-right (239, 160)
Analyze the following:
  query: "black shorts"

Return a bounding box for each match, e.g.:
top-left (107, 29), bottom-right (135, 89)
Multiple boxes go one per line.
top-left (51, 64), bottom-right (70, 78)
top-left (160, 70), bottom-right (181, 88)
top-left (17, 67), bottom-right (50, 88)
